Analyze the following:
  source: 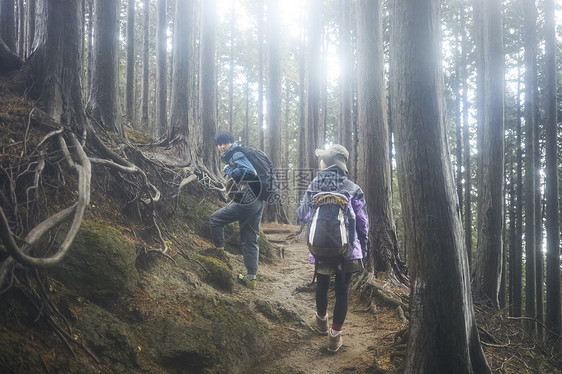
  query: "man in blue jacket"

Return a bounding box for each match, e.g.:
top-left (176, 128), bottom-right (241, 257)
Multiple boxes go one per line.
top-left (209, 131), bottom-right (263, 289)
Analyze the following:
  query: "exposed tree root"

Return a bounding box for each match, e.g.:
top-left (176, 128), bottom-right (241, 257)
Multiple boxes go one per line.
top-left (354, 272), bottom-right (409, 312)
top-left (0, 133), bottom-right (91, 286)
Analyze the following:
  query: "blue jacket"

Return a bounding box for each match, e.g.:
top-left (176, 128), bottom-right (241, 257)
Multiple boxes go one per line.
top-left (221, 143), bottom-right (257, 182)
top-left (296, 165), bottom-right (369, 262)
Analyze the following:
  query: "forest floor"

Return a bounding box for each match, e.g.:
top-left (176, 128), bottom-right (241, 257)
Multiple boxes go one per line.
top-left (232, 223), bottom-right (562, 374)
top-left (235, 223), bottom-right (406, 374)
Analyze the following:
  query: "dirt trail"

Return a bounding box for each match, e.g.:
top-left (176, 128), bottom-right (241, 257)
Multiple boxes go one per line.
top-left (232, 223), bottom-right (405, 374)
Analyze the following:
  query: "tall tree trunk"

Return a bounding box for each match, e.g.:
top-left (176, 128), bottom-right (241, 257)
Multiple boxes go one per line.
top-left (155, 0), bottom-right (168, 137)
top-left (86, 0), bottom-right (123, 136)
top-left (339, 0), bottom-right (353, 175)
top-left (473, 0), bottom-right (505, 309)
top-left (16, 0), bottom-right (24, 57)
top-left (0, 0), bottom-right (16, 52)
top-left (297, 23), bottom-right (306, 173)
top-left (228, 0), bottom-right (235, 134)
top-left (508, 167), bottom-right (517, 314)
top-left (125, 0), bottom-right (135, 126)
top-left (140, 0), bottom-right (150, 131)
top-left (357, 0), bottom-right (406, 283)
top-left (390, 1), bottom-right (491, 372)
top-left (85, 0), bottom-right (93, 96)
top-left (16, 0), bottom-right (87, 131)
top-left (25, 0), bottom-right (35, 60)
top-left (283, 83), bottom-right (291, 175)
top-left (169, 0), bottom-right (195, 161)
top-left (257, 0), bottom-right (264, 150)
top-left (305, 0), bottom-right (322, 170)
top-left (523, 0), bottom-right (537, 334)
top-left (513, 59), bottom-right (524, 317)
top-left (263, 0), bottom-right (282, 223)
top-left (544, 0), bottom-right (561, 347)
top-left (461, 4), bottom-right (472, 269)
top-left (454, 53), bottom-right (463, 222)
top-left (199, 0), bottom-right (218, 174)
top-left (244, 79), bottom-right (249, 144)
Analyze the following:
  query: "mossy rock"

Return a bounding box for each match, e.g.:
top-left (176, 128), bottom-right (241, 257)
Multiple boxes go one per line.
top-left (75, 303), bottom-right (139, 372)
top-left (124, 125), bottom-right (151, 144)
top-left (193, 253), bottom-right (234, 292)
top-left (49, 220), bottom-right (139, 302)
top-left (177, 194), bottom-right (221, 239)
top-left (222, 223), bottom-right (276, 264)
top-left (143, 292), bottom-right (270, 374)
top-left (258, 229), bottom-right (275, 263)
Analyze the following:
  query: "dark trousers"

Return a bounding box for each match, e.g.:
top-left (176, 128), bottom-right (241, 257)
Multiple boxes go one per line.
top-left (316, 272), bottom-right (353, 326)
top-left (209, 199), bottom-right (264, 276)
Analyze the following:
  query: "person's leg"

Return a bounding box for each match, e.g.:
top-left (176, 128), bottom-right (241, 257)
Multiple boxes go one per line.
top-left (315, 273), bottom-right (330, 317)
top-left (331, 272), bottom-right (353, 331)
top-left (311, 273), bottom-right (330, 335)
top-left (209, 203), bottom-right (240, 248)
top-left (327, 272), bottom-right (352, 352)
top-left (238, 199), bottom-right (264, 277)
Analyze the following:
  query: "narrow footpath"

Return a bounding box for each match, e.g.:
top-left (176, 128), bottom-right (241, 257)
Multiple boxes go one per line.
top-left (232, 223), bottom-right (406, 374)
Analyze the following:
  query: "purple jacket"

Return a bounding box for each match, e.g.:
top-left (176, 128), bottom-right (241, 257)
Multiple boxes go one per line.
top-left (296, 165), bottom-right (369, 262)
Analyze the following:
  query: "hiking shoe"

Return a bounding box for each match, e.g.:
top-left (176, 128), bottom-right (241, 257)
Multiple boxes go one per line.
top-left (237, 274), bottom-right (257, 290)
top-left (310, 314), bottom-right (329, 335)
top-left (327, 329), bottom-right (343, 352)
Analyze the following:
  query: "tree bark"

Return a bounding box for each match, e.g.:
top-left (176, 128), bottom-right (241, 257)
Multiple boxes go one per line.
top-left (228, 0), bottom-right (235, 135)
top-left (155, 0), bottom-right (168, 137)
top-left (0, 0), bottom-right (16, 52)
top-left (169, 0), bottom-right (194, 161)
top-left (512, 61), bottom-right (524, 317)
top-left (390, 0), bottom-right (491, 372)
top-left (523, 0), bottom-right (537, 334)
top-left (357, 0), bottom-right (406, 283)
top-left (140, 0), bottom-right (150, 131)
top-left (257, 0), bottom-right (264, 150)
top-left (473, 0), bottom-right (505, 309)
top-left (85, 0), bottom-right (93, 95)
top-left (15, 0), bottom-right (87, 131)
top-left (16, 0), bottom-right (24, 57)
top-left (460, 5), bottom-right (473, 269)
top-left (263, 0), bottom-right (283, 223)
top-left (86, 0), bottom-right (123, 136)
top-left (125, 0), bottom-right (135, 125)
top-left (297, 23), bottom-right (306, 173)
top-left (25, 0), bottom-right (35, 60)
top-left (544, 0), bottom-right (561, 346)
top-left (199, 0), bottom-right (218, 174)
top-left (339, 0), bottom-right (353, 176)
top-left (305, 0), bottom-right (322, 169)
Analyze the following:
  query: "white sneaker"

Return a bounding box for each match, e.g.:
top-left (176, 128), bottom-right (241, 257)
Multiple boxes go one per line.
top-left (327, 329), bottom-right (342, 352)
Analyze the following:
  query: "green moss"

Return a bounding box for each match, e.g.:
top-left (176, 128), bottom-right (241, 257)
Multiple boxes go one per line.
top-left (49, 220), bottom-right (138, 302)
top-left (143, 292), bottom-right (271, 373)
top-left (258, 230), bottom-right (275, 263)
top-left (124, 126), bottom-right (152, 144)
top-left (193, 253), bottom-right (234, 292)
top-left (177, 194), bottom-right (224, 239)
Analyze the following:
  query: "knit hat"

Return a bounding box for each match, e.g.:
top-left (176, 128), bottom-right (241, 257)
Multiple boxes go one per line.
top-left (315, 144), bottom-right (349, 173)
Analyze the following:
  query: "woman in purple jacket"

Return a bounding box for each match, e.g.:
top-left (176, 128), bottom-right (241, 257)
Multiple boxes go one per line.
top-left (296, 144), bottom-right (369, 353)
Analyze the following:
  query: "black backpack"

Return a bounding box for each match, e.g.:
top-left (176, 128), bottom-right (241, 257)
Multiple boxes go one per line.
top-left (306, 185), bottom-right (356, 261)
top-left (236, 145), bottom-right (281, 204)
top-left (306, 180), bottom-right (356, 281)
